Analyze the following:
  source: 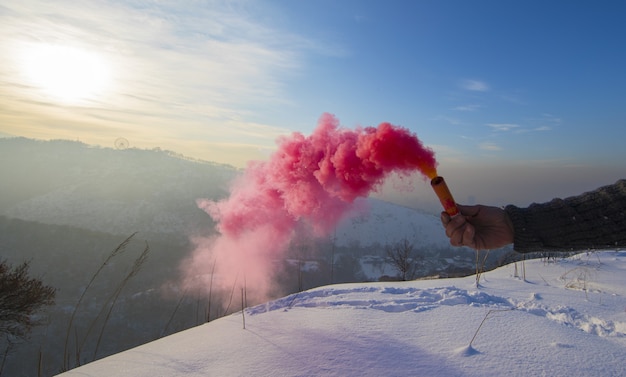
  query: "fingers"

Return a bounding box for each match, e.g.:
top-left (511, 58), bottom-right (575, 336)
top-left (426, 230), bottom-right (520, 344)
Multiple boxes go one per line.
top-left (440, 211), bottom-right (451, 226)
top-left (441, 204), bottom-right (477, 222)
top-left (445, 214), bottom-right (465, 244)
top-left (450, 222), bottom-right (476, 248)
top-left (441, 209), bottom-right (476, 248)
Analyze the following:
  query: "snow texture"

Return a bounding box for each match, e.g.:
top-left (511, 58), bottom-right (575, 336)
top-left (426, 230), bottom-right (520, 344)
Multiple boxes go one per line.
top-left (58, 251), bottom-right (626, 377)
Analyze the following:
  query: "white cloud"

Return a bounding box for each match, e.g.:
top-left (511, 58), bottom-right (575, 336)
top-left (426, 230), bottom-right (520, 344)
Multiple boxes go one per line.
top-left (453, 104), bottom-right (481, 112)
top-left (0, 0), bottom-right (325, 165)
top-left (487, 123), bottom-right (519, 132)
top-left (460, 79), bottom-right (489, 92)
top-left (3, 1), bottom-right (304, 107)
top-left (479, 142), bottom-right (501, 151)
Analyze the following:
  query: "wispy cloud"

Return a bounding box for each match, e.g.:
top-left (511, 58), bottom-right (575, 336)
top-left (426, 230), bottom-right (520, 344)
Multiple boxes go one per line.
top-left (532, 113), bottom-right (561, 131)
top-left (487, 123), bottom-right (519, 132)
top-left (0, 0), bottom-right (324, 166)
top-left (460, 79), bottom-right (489, 92)
top-left (541, 113), bottom-right (562, 124)
top-left (491, 113), bottom-right (560, 135)
top-left (479, 142), bottom-right (501, 151)
top-left (433, 115), bottom-right (463, 125)
top-left (486, 119), bottom-right (554, 135)
top-left (513, 125), bottom-right (552, 134)
top-left (453, 104), bottom-right (481, 112)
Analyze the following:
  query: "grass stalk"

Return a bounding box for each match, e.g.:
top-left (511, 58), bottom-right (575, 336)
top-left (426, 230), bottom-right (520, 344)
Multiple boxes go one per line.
top-left (162, 289), bottom-right (187, 337)
top-left (475, 249), bottom-right (491, 287)
top-left (207, 258), bottom-right (216, 322)
top-left (62, 232), bottom-right (136, 370)
top-left (223, 272), bottom-right (239, 316)
top-left (241, 287), bottom-right (246, 330)
top-left (92, 242), bottom-right (149, 361)
top-left (469, 308), bottom-right (513, 348)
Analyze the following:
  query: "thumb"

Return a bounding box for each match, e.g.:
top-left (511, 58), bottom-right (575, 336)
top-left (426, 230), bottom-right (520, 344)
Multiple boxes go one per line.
top-left (456, 204), bottom-right (480, 217)
top-left (463, 221), bottom-right (477, 248)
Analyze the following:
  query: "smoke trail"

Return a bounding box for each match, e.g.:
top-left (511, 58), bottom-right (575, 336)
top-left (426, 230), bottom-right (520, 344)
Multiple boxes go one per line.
top-left (181, 113), bottom-right (438, 306)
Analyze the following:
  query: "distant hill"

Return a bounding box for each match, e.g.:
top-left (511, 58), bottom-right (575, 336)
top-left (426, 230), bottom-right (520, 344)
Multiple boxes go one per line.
top-left (0, 137), bottom-right (451, 248)
top-left (0, 137), bottom-right (238, 238)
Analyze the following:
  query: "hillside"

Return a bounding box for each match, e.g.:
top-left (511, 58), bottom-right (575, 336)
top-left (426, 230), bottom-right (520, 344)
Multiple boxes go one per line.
top-left (0, 137), bottom-right (237, 238)
top-left (58, 250), bottom-right (626, 377)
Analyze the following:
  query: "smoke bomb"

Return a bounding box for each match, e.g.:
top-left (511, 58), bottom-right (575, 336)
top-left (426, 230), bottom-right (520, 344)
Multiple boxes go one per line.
top-left (431, 176), bottom-right (459, 216)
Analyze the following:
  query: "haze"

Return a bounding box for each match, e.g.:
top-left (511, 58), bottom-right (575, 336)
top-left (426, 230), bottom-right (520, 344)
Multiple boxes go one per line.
top-left (1, 0), bottom-right (625, 211)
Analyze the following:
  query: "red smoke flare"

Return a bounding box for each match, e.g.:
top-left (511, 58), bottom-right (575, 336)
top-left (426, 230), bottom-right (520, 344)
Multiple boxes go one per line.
top-left (181, 113), bottom-right (438, 305)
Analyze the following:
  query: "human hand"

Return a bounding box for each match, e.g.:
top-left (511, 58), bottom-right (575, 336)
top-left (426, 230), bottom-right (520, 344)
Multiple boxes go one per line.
top-left (440, 204), bottom-right (514, 250)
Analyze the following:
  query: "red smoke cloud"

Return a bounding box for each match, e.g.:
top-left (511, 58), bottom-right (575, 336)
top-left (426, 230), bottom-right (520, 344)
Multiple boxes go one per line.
top-left (181, 113), bottom-right (438, 306)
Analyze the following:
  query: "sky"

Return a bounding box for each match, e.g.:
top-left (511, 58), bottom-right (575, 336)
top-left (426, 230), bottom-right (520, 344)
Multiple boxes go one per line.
top-left (1, 0), bottom-right (625, 212)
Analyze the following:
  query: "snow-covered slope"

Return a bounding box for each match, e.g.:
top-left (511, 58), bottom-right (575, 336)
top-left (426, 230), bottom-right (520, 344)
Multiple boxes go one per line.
top-left (58, 251), bottom-right (626, 377)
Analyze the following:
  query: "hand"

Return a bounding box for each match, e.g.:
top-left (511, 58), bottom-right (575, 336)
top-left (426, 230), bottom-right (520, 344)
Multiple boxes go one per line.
top-left (440, 204), bottom-right (514, 250)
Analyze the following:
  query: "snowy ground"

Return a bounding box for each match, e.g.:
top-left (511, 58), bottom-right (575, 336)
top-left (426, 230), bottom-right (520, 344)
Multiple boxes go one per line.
top-left (58, 251), bottom-right (626, 377)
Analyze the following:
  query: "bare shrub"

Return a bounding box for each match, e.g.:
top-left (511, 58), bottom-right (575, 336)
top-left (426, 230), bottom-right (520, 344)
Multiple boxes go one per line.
top-left (0, 260), bottom-right (55, 339)
top-left (385, 239), bottom-right (420, 281)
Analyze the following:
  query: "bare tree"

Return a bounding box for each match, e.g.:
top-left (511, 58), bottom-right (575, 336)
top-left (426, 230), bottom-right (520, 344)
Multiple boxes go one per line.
top-left (385, 239), bottom-right (420, 281)
top-left (0, 260), bottom-right (55, 339)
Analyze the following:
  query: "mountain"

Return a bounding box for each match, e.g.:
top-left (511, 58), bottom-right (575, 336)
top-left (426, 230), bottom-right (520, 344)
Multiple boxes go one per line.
top-left (1, 137), bottom-right (449, 247)
top-left (0, 137), bottom-right (238, 239)
top-left (57, 250), bottom-right (626, 377)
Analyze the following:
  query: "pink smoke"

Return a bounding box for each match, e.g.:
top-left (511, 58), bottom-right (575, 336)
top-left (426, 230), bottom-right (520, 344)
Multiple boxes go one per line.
top-left (181, 113), bottom-right (438, 306)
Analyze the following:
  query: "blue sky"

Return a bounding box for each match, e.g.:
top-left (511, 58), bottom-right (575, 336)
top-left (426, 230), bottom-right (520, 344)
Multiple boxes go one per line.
top-left (1, 0), bottom-right (625, 211)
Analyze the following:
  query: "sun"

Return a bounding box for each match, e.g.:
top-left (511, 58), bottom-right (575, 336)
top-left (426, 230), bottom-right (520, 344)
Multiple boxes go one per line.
top-left (20, 44), bottom-right (112, 103)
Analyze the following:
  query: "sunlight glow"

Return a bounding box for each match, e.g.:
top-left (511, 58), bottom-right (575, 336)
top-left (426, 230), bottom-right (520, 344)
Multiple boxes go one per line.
top-left (20, 44), bottom-right (112, 103)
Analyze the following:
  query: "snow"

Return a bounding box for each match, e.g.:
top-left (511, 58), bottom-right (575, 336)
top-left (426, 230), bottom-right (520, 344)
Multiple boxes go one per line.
top-left (57, 251), bottom-right (626, 377)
